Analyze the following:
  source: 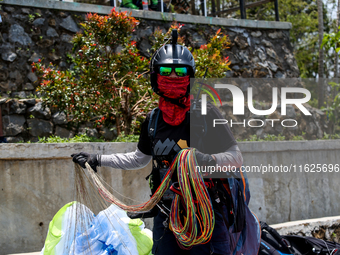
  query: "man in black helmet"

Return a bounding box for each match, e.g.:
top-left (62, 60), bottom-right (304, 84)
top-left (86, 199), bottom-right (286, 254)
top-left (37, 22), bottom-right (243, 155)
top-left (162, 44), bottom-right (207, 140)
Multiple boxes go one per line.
top-left (72, 30), bottom-right (244, 255)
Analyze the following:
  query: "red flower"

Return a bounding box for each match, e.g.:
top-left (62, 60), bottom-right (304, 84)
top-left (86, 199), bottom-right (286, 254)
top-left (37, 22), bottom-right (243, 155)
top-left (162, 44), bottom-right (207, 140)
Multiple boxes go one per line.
top-left (200, 44), bottom-right (207, 50)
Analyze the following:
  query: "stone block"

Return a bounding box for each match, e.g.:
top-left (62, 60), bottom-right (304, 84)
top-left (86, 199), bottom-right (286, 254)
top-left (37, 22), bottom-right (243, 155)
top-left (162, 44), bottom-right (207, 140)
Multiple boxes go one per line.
top-left (267, 61), bottom-right (278, 72)
top-left (268, 31), bottom-right (283, 39)
top-left (27, 119), bottom-right (53, 137)
top-left (262, 39), bottom-right (274, 48)
top-left (235, 36), bottom-right (248, 49)
top-left (60, 16), bottom-right (80, 33)
top-left (23, 83), bottom-right (34, 91)
top-left (48, 18), bottom-right (56, 27)
top-left (9, 70), bottom-right (23, 86)
top-left (21, 8), bottom-right (31, 14)
top-left (99, 127), bottom-right (115, 141)
top-left (52, 112), bottom-right (67, 125)
top-left (2, 115), bottom-right (26, 136)
top-left (266, 48), bottom-right (278, 60)
top-left (0, 69), bottom-right (8, 81)
top-left (28, 53), bottom-right (42, 63)
top-left (36, 39), bottom-right (54, 48)
top-left (251, 31), bottom-right (262, 38)
top-left (19, 98), bottom-right (36, 105)
top-left (28, 102), bottom-right (51, 120)
top-left (27, 72), bottom-right (38, 83)
top-left (11, 92), bottom-right (27, 99)
top-left (32, 18), bottom-right (45, 27)
top-left (6, 136), bottom-right (24, 143)
top-left (1, 52), bottom-right (17, 62)
top-left (55, 126), bottom-right (74, 138)
top-left (4, 7), bottom-right (15, 13)
top-left (12, 14), bottom-right (27, 21)
top-left (79, 125), bottom-right (99, 138)
top-left (46, 27), bottom-right (59, 38)
top-left (285, 105), bottom-right (296, 118)
top-left (2, 100), bottom-right (26, 115)
top-left (60, 33), bottom-right (73, 43)
top-left (9, 24), bottom-right (32, 46)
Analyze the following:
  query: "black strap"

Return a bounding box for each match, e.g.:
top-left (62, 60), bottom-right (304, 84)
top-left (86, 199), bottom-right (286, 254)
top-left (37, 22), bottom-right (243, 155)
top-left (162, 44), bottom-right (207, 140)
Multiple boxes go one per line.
top-left (261, 221), bottom-right (291, 250)
top-left (146, 108), bottom-right (161, 194)
top-left (147, 107), bottom-right (161, 157)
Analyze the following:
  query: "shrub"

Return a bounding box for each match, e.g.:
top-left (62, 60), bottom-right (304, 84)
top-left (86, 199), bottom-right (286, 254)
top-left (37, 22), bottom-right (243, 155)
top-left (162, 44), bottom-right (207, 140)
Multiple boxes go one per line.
top-left (33, 9), bottom-right (156, 136)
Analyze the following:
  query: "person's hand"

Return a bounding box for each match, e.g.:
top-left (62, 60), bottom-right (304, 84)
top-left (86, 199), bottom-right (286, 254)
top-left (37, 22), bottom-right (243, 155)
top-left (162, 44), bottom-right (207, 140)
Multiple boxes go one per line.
top-left (71, 152), bottom-right (99, 172)
top-left (195, 150), bottom-right (216, 167)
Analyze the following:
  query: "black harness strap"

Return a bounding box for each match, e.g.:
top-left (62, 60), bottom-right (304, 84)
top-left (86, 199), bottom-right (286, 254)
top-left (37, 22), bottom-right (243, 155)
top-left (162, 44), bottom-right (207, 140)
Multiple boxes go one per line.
top-left (147, 107), bottom-right (161, 146)
top-left (145, 108), bottom-right (161, 194)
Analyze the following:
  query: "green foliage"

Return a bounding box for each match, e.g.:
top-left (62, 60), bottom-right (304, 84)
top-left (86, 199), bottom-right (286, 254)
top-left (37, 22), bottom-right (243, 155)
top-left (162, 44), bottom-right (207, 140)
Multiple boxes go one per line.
top-left (28, 14), bottom-right (35, 23)
top-left (33, 9), bottom-right (156, 136)
top-left (32, 133), bottom-right (139, 143)
top-left (290, 135), bottom-right (304, 141)
top-left (113, 132), bottom-right (139, 142)
top-left (308, 98), bottom-right (319, 108)
top-left (244, 0), bottom-right (333, 79)
top-left (191, 28), bottom-right (231, 78)
top-left (24, 131), bottom-right (340, 144)
top-left (322, 29), bottom-right (340, 53)
top-left (239, 134), bottom-right (286, 142)
top-left (321, 132), bottom-right (340, 139)
top-left (237, 132), bottom-right (340, 142)
top-left (36, 134), bottom-right (106, 143)
top-left (322, 82), bottom-right (340, 132)
top-left (149, 23), bottom-right (190, 58)
top-left (28, 13), bottom-right (41, 23)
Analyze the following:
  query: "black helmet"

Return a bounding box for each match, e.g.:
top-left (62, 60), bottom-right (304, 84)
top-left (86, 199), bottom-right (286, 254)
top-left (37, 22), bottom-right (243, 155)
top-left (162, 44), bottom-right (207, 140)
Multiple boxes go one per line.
top-left (150, 29), bottom-right (195, 94)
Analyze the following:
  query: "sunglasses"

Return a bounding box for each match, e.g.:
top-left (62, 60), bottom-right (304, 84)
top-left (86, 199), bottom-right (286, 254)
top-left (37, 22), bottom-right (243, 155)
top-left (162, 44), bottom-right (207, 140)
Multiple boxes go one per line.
top-left (159, 66), bottom-right (188, 77)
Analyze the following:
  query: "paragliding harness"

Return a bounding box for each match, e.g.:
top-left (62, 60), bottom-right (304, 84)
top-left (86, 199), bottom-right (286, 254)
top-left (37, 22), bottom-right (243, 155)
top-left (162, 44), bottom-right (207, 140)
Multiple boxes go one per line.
top-left (128, 103), bottom-right (260, 254)
top-left (139, 104), bottom-right (247, 234)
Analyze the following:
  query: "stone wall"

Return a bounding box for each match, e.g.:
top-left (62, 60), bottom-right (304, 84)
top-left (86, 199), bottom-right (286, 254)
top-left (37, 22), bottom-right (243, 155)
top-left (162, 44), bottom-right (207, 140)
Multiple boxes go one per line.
top-left (0, 98), bottom-right (116, 142)
top-left (0, 0), bottom-right (313, 142)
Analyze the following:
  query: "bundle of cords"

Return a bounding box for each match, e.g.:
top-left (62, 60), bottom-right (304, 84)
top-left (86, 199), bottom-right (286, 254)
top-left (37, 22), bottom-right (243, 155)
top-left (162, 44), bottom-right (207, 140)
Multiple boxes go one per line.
top-left (83, 148), bottom-right (215, 248)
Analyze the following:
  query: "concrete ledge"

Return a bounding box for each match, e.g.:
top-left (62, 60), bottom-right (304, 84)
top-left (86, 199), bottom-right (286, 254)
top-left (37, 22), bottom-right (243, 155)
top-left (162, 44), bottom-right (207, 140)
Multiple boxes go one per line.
top-left (1, 140), bottom-right (340, 160)
top-left (271, 216), bottom-right (340, 236)
top-left (8, 253), bottom-right (40, 255)
top-left (238, 139), bottom-right (340, 153)
top-left (0, 142), bottom-right (139, 160)
top-left (2, 0), bottom-right (292, 30)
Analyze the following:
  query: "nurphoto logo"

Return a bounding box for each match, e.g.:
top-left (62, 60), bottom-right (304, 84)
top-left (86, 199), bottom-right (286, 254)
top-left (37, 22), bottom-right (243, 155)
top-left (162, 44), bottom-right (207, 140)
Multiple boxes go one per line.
top-left (199, 83), bottom-right (311, 128)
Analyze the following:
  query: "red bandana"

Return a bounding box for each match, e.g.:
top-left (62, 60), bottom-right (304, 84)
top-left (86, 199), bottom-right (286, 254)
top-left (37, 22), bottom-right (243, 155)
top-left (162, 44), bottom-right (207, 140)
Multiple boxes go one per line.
top-left (157, 74), bottom-right (191, 126)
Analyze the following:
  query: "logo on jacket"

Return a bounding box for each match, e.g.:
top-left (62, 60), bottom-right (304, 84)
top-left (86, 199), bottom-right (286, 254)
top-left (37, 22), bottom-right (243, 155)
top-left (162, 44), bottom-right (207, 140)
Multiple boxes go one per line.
top-left (154, 138), bottom-right (188, 155)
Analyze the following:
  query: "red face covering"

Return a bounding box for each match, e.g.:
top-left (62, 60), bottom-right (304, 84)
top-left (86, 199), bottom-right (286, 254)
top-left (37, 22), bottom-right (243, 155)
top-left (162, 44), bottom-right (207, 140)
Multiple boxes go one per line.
top-left (157, 73), bottom-right (191, 126)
